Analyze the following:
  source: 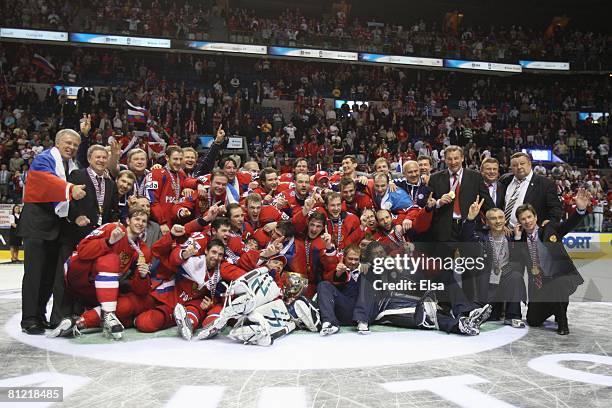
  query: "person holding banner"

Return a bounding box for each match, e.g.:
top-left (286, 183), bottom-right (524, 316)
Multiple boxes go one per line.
top-left (19, 128), bottom-right (86, 335)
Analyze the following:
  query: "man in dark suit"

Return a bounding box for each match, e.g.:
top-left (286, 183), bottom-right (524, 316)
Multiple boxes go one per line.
top-left (19, 129), bottom-right (87, 334)
top-left (513, 188), bottom-right (589, 335)
top-left (428, 146), bottom-right (495, 242)
top-left (427, 146), bottom-right (495, 302)
top-left (500, 152), bottom-right (563, 228)
top-left (51, 144), bottom-right (119, 325)
top-left (481, 157), bottom-right (506, 209)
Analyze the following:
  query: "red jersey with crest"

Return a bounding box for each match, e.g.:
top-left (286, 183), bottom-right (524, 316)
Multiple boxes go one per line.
top-left (168, 228), bottom-right (246, 269)
top-left (146, 167), bottom-right (190, 227)
top-left (68, 223), bottom-right (151, 273)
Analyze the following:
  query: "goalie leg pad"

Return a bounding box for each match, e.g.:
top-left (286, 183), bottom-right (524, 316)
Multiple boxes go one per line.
top-left (228, 299), bottom-right (296, 346)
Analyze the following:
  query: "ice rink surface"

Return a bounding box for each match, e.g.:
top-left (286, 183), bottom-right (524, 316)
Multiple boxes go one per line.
top-left (1, 260), bottom-right (611, 408)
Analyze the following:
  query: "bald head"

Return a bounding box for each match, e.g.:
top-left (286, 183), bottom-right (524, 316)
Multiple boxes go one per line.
top-left (403, 161), bottom-right (420, 184)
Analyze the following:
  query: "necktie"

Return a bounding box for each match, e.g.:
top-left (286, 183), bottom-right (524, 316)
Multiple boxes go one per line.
top-left (63, 160), bottom-right (69, 176)
top-left (528, 233), bottom-right (543, 289)
top-left (452, 173), bottom-right (461, 216)
top-left (96, 176), bottom-right (103, 190)
top-left (504, 178), bottom-right (524, 224)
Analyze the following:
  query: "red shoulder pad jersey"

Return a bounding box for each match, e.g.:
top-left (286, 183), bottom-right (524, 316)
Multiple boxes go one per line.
top-left (146, 167), bottom-right (190, 227)
top-left (71, 223), bottom-right (151, 270)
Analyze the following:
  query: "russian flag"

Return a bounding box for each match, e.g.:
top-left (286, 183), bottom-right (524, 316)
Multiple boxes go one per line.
top-left (24, 147), bottom-right (76, 217)
top-left (31, 53), bottom-right (56, 76)
top-left (126, 100), bottom-right (148, 123)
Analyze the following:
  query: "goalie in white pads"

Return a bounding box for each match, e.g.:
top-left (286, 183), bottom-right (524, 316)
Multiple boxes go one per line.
top-left (189, 254), bottom-right (322, 345)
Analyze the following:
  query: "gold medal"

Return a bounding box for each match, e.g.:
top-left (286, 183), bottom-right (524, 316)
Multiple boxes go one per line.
top-left (549, 235), bottom-right (557, 242)
top-left (531, 266), bottom-right (541, 276)
top-left (453, 248), bottom-right (461, 259)
top-left (448, 191), bottom-right (456, 200)
top-left (138, 254), bottom-right (146, 265)
top-left (494, 266), bottom-right (501, 275)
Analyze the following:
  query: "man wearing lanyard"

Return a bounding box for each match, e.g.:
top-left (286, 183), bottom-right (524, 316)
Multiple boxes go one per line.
top-left (427, 145), bottom-right (494, 302)
top-left (392, 160), bottom-right (431, 208)
top-left (53, 145), bottom-right (119, 327)
top-left (428, 145), bottom-right (494, 242)
top-left (513, 187), bottom-right (590, 335)
top-left (461, 200), bottom-right (525, 325)
top-left (317, 244), bottom-right (362, 336)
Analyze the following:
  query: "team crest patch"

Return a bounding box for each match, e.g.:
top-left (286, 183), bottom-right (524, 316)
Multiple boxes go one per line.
top-left (145, 181), bottom-right (158, 190)
top-left (119, 252), bottom-right (132, 267)
top-left (549, 235), bottom-right (557, 242)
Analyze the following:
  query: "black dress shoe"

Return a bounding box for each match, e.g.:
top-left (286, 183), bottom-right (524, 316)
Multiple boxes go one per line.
top-left (557, 326), bottom-right (570, 335)
top-left (21, 323), bottom-right (45, 335)
top-left (43, 320), bottom-right (59, 330)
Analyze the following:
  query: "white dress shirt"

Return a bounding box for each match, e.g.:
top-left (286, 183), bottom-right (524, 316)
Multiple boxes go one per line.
top-left (505, 170), bottom-right (534, 227)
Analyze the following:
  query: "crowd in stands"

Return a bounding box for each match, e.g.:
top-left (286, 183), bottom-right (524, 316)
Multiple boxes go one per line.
top-left (228, 8), bottom-right (609, 69)
top-left (1, 42), bottom-right (610, 229)
top-left (1, 1), bottom-right (609, 69)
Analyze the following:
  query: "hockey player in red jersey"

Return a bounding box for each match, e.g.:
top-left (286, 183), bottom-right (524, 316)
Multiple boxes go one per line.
top-left (146, 146), bottom-right (190, 232)
top-left (169, 216), bottom-right (243, 268)
top-left (339, 177), bottom-right (375, 216)
top-left (173, 171), bottom-right (229, 221)
top-left (300, 211), bottom-right (338, 285)
top-left (293, 192), bottom-right (362, 251)
top-left (62, 208), bottom-right (152, 339)
top-left (226, 203), bottom-right (254, 240)
top-left (275, 172), bottom-right (312, 216)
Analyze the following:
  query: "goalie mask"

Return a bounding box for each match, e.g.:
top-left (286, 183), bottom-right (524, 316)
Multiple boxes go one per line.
top-left (280, 271), bottom-right (308, 300)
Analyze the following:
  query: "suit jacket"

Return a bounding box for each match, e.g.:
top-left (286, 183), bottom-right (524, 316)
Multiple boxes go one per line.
top-left (513, 211), bottom-right (585, 297)
top-left (487, 180), bottom-right (506, 209)
top-left (499, 172), bottom-right (563, 223)
top-left (60, 168), bottom-right (119, 245)
top-left (18, 202), bottom-right (62, 241)
top-left (459, 218), bottom-right (527, 304)
top-left (428, 168), bottom-right (495, 241)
